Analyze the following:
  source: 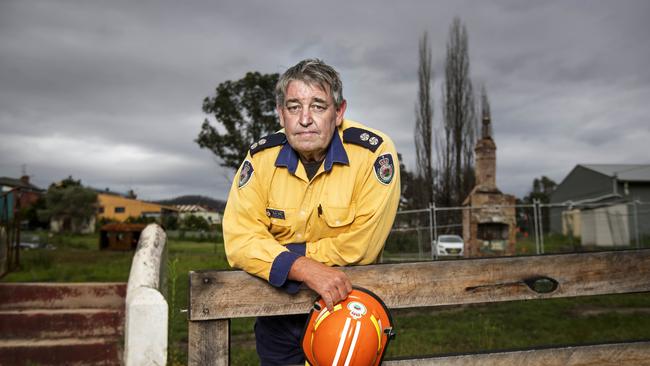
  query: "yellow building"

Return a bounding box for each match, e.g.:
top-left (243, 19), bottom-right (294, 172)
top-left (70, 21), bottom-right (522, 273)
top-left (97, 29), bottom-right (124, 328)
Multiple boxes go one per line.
top-left (97, 193), bottom-right (177, 222)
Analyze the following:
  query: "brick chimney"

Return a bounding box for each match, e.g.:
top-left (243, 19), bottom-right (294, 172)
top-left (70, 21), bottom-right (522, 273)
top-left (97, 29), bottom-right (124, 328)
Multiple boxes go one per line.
top-left (474, 116), bottom-right (497, 191)
top-left (20, 175), bottom-right (30, 186)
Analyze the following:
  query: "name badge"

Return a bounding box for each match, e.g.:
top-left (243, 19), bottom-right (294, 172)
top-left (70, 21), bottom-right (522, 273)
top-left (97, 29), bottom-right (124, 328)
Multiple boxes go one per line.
top-left (266, 208), bottom-right (286, 220)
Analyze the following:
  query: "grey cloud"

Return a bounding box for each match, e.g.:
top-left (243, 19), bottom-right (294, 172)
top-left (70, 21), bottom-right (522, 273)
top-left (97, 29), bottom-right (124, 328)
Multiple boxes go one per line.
top-left (1, 0), bottom-right (649, 202)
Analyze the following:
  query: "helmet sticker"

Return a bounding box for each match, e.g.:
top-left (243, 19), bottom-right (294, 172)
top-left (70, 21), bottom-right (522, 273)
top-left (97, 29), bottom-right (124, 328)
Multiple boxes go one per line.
top-left (238, 161), bottom-right (254, 189)
top-left (347, 301), bottom-right (367, 319)
top-left (373, 153), bottom-right (395, 185)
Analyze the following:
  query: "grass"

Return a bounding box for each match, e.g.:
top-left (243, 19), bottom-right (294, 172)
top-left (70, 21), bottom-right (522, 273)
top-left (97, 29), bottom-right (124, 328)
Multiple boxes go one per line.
top-left (4, 232), bottom-right (132, 282)
top-left (3, 231), bottom-right (650, 365)
top-left (386, 294), bottom-right (650, 358)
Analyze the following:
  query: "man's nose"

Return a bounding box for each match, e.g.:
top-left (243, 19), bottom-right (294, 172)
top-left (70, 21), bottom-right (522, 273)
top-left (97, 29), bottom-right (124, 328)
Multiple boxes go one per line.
top-left (299, 108), bottom-right (313, 126)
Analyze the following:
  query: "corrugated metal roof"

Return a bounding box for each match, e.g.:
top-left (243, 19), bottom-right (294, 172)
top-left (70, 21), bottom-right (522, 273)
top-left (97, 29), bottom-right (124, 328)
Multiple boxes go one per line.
top-left (176, 204), bottom-right (209, 212)
top-left (581, 164), bottom-right (650, 182)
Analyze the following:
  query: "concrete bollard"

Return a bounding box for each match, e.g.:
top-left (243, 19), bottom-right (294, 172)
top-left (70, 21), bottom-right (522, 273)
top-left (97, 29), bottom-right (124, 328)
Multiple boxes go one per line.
top-left (124, 224), bottom-right (168, 366)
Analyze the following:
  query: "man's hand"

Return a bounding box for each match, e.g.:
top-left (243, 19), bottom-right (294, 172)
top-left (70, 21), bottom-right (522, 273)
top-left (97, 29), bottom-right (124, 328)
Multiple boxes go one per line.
top-left (288, 256), bottom-right (352, 310)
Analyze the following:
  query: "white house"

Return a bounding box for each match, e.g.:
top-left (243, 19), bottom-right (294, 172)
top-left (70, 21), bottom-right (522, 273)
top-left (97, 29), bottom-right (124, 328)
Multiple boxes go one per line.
top-left (175, 205), bottom-right (222, 225)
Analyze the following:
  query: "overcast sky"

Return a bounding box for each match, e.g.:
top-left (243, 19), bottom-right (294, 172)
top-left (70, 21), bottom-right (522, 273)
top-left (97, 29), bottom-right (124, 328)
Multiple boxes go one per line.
top-left (1, 0), bottom-right (649, 202)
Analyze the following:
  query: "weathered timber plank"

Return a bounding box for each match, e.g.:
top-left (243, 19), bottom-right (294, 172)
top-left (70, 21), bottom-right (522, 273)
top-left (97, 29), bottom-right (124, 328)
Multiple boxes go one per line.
top-left (0, 282), bottom-right (127, 310)
top-left (188, 319), bottom-right (229, 366)
top-left (383, 341), bottom-right (650, 365)
top-left (190, 249), bottom-right (650, 320)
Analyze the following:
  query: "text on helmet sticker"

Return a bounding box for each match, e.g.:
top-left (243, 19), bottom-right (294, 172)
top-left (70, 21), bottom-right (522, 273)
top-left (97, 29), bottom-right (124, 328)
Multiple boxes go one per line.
top-left (347, 301), bottom-right (367, 319)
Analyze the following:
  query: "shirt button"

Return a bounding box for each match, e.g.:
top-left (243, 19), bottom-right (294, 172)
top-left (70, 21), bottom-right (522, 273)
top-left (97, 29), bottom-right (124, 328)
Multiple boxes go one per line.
top-left (296, 233), bottom-right (302, 239)
top-left (300, 210), bottom-right (306, 216)
top-left (335, 220), bottom-right (341, 225)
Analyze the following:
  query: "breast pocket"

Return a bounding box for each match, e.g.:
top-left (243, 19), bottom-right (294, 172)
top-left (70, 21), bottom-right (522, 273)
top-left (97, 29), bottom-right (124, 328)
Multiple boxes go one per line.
top-left (317, 205), bottom-right (356, 238)
top-left (268, 207), bottom-right (294, 242)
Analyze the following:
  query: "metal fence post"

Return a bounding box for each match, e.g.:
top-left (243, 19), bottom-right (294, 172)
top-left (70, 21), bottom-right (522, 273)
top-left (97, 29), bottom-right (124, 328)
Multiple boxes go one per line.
top-left (427, 203), bottom-right (433, 260)
top-left (537, 200), bottom-right (544, 254)
top-left (633, 200), bottom-right (640, 249)
top-left (533, 199), bottom-right (540, 255)
top-left (432, 203), bottom-right (438, 260)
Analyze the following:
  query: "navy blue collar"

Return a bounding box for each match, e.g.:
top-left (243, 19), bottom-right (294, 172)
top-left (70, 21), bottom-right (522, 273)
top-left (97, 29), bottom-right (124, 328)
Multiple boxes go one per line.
top-left (275, 129), bottom-right (349, 175)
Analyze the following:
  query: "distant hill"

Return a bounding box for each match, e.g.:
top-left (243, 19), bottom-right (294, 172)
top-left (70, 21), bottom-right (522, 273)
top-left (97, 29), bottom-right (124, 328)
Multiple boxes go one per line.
top-left (155, 195), bottom-right (227, 212)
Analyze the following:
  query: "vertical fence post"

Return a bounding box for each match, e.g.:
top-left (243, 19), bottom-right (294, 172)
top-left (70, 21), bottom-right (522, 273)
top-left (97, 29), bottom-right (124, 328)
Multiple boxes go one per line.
top-left (432, 203), bottom-right (438, 260)
top-left (14, 205), bottom-right (20, 269)
top-left (537, 200), bottom-right (544, 254)
top-left (417, 209), bottom-right (424, 260)
top-left (633, 200), bottom-right (640, 249)
top-left (416, 216), bottom-right (422, 260)
top-left (427, 203), bottom-right (433, 260)
top-left (533, 199), bottom-right (540, 255)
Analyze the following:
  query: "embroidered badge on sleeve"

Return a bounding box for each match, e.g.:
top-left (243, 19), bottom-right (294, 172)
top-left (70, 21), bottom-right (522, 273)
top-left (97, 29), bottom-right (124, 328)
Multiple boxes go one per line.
top-left (238, 161), bottom-right (254, 188)
top-left (374, 153), bottom-right (395, 185)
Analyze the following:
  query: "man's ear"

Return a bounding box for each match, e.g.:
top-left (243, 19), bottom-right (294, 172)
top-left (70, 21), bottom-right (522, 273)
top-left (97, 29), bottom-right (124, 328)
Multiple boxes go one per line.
top-left (335, 99), bottom-right (347, 127)
top-left (277, 106), bottom-right (285, 127)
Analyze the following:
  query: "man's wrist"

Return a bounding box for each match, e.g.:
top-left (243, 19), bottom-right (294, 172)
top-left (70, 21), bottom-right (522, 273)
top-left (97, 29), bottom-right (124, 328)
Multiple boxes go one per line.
top-left (287, 256), bottom-right (309, 282)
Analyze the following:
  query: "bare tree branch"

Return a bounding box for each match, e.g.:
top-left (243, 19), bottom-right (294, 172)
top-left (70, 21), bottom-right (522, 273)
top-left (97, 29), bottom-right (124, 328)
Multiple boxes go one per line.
top-left (414, 31), bottom-right (435, 206)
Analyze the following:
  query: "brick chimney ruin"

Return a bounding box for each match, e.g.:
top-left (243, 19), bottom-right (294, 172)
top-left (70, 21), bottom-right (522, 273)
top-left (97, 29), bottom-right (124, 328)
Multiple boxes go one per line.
top-left (462, 113), bottom-right (517, 257)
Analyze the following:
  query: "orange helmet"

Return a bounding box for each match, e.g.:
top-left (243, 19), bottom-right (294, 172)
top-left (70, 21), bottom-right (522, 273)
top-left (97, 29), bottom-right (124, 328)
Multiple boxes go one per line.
top-left (302, 287), bottom-right (395, 366)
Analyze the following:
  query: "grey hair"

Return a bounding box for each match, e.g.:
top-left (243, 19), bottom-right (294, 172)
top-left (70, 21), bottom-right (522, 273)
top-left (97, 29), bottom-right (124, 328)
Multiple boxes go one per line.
top-left (275, 59), bottom-right (344, 109)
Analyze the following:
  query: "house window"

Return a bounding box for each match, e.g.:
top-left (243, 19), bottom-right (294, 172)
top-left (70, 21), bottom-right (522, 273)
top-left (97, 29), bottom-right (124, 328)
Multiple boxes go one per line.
top-left (98, 207), bottom-right (104, 213)
top-left (115, 207), bottom-right (125, 213)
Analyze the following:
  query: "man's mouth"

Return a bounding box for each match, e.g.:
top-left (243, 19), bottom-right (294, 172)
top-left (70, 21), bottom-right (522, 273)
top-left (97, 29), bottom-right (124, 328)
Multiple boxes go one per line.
top-left (295, 131), bottom-right (318, 136)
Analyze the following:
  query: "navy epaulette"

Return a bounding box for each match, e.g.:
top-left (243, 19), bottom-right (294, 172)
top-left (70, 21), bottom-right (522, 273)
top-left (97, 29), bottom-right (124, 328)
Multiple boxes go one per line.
top-left (250, 132), bottom-right (286, 156)
top-left (342, 127), bottom-right (383, 153)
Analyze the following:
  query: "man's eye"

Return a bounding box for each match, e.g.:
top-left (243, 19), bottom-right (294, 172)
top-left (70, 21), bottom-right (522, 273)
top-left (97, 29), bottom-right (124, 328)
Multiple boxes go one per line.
top-left (287, 105), bottom-right (301, 112)
top-left (311, 104), bottom-right (327, 111)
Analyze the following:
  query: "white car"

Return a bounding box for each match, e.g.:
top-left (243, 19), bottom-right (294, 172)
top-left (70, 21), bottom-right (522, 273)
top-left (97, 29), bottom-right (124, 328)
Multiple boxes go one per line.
top-left (432, 235), bottom-right (464, 258)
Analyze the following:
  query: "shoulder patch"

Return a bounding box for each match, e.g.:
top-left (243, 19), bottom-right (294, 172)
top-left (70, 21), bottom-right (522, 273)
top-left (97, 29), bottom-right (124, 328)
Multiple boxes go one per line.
top-left (342, 127), bottom-right (383, 152)
top-left (250, 132), bottom-right (286, 156)
top-left (374, 153), bottom-right (395, 185)
top-left (238, 160), bottom-right (254, 188)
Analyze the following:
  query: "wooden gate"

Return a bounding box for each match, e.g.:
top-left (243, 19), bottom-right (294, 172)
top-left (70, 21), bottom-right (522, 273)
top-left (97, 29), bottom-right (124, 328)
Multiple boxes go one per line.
top-left (188, 249), bottom-right (650, 365)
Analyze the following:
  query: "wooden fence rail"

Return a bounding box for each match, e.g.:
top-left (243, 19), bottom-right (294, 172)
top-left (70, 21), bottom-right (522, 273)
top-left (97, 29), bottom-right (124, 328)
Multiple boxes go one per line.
top-left (188, 249), bottom-right (650, 365)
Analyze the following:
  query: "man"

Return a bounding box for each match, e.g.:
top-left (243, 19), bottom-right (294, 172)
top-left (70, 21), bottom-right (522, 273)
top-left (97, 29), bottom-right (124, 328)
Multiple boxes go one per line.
top-left (223, 59), bottom-right (400, 365)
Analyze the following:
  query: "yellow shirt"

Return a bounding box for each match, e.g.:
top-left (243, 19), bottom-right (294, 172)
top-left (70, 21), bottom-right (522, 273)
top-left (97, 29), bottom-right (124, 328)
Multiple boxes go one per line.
top-left (223, 119), bottom-right (400, 291)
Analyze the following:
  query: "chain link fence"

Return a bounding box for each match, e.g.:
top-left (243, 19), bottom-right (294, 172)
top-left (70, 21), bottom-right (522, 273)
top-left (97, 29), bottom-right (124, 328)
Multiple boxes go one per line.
top-left (381, 201), bottom-right (650, 263)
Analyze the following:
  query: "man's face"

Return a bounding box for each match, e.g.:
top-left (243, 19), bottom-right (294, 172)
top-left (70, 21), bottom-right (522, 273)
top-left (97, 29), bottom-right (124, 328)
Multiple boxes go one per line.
top-left (278, 80), bottom-right (346, 162)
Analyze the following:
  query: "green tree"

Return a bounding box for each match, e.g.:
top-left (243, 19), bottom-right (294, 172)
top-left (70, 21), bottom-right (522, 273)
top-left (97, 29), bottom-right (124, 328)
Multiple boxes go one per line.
top-left (55, 176), bottom-right (82, 189)
top-left (524, 176), bottom-right (557, 204)
top-left (21, 196), bottom-right (48, 229)
top-left (196, 72), bottom-right (281, 170)
top-left (162, 215), bottom-right (179, 231)
top-left (181, 215), bottom-right (211, 231)
top-left (125, 215), bottom-right (157, 225)
top-left (524, 176), bottom-right (557, 234)
top-left (38, 177), bottom-right (98, 233)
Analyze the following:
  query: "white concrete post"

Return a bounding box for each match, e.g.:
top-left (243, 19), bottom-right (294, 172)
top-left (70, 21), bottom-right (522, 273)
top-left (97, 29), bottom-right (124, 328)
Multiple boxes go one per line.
top-left (125, 224), bottom-right (168, 366)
